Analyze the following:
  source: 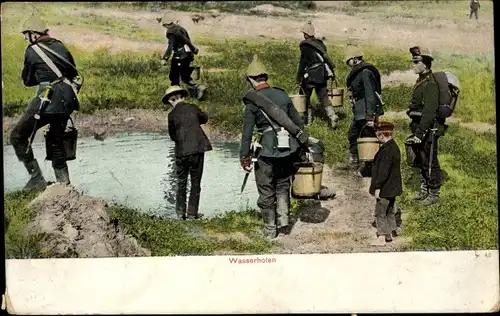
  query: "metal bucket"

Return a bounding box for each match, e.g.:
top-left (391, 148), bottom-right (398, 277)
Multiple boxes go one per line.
top-left (191, 66), bottom-right (201, 80)
top-left (357, 137), bottom-right (380, 161)
top-left (404, 135), bottom-right (418, 167)
top-left (45, 117), bottom-right (78, 161)
top-left (289, 86), bottom-right (307, 113)
top-left (292, 162), bottom-right (323, 198)
top-left (328, 80), bottom-right (344, 107)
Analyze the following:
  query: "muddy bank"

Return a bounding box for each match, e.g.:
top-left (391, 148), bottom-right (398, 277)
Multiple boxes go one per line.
top-left (2, 108), bottom-right (238, 146)
top-left (26, 183), bottom-right (151, 258)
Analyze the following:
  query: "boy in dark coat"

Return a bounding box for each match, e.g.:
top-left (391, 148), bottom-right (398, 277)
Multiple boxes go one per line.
top-left (369, 121), bottom-right (403, 246)
top-left (163, 85), bottom-right (212, 220)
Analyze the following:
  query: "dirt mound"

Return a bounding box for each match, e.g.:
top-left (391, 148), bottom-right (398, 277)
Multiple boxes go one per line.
top-left (26, 183), bottom-right (151, 258)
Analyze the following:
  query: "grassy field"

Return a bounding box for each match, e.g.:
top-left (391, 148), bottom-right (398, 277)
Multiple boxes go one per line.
top-left (2, 2), bottom-right (498, 257)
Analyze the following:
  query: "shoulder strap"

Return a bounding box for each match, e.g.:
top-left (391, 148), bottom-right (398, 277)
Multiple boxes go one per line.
top-left (243, 90), bottom-right (309, 145)
top-left (259, 109), bottom-right (279, 133)
top-left (31, 44), bottom-right (64, 78)
top-left (37, 43), bottom-right (78, 73)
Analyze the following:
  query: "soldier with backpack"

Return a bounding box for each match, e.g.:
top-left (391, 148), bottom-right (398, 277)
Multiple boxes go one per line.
top-left (10, 14), bottom-right (81, 189)
top-left (406, 46), bottom-right (459, 206)
top-left (338, 47), bottom-right (384, 174)
top-left (158, 14), bottom-right (206, 100)
top-left (296, 21), bottom-right (339, 128)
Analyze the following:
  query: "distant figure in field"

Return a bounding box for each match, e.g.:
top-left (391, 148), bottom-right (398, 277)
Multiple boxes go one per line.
top-left (158, 14), bottom-right (206, 100)
top-left (469, 0), bottom-right (480, 20)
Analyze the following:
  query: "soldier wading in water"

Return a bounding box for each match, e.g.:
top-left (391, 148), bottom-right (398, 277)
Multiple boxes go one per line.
top-left (11, 15), bottom-right (81, 189)
top-left (296, 21), bottom-right (339, 128)
top-left (240, 55), bottom-right (304, 238)
top-left (407, 46), bottom-right (446, 206)
top-left (338, 47), bottom-right (384, 174)
top-left (163, 85), bottom-right (212, 220)
top-left (158, 15), bottom-right (206, 100)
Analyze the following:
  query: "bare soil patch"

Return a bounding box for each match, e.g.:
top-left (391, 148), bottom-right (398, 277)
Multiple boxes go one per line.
top-left (273, 166), bottom-right (410, 254)
top-left (27, 183), bottom-right (151, 258)
top-left (381, 70), bottom-right (417, 87)
top-left (68, 6), bottom-right (493, 54)
top-left (49, 26), bottom-right (165, 54)
top-left (2, 108), bottom-right (238, 146)
top-left (383, 110), bottom-right (496, 134)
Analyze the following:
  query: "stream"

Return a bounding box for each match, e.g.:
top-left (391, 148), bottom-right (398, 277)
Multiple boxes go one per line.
top-left (3, 132), bottom-right (259, 218)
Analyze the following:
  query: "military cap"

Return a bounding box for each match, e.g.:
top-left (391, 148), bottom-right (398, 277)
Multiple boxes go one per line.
top-left (376, 121), bottom-right (395, 132)
top-left (409, 45), bottom-right (434, 66)
top-left (300, 21), bottom-right (315, 36)
top-left (162, 85), bottom-right (188, 104)
top-left (246, 54), bottom-right (268, 77)
top-left (344, 46), bottom-right (364, 64)
top-left (21, 14), bottom-right (48, 34)
top-left (158, 14), bottom-right (175, 25)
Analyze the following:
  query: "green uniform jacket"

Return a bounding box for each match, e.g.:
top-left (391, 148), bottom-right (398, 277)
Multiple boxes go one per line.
top-left (240, 85), bottom-right (304, 159)
top-left (407, 71), bottom-right (446, 139)
top-left (296, 38), bottom-right (335, 84)
top-left (346, 62), bottom-right (383, 121)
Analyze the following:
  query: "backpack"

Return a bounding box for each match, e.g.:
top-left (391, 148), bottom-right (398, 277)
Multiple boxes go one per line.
top-left (432, 71), bottom-right (460, 119)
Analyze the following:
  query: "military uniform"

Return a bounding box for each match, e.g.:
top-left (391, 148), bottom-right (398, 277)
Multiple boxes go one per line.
top-left (339, 48), bottom-right (384, 171)
top-left (240, 56), bottom-right (304, 238)
top-left (407, 47), bottom-right (446, 205)
top-left (164, 86), bottom-right (212, 220)
top-left (160, 16), bottom-right (205, 99)
top-left (10, 15), bottom-right (80, 188)
top-left (469, 0), bottom-right (480, 20)
top-left (296, 21), bottom-right (338, 128)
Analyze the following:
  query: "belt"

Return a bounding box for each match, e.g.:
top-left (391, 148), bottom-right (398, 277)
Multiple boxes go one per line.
top-left (305, 62), bottom-right (322, 70)
top-left (408, 110), bottom-right (422, 117)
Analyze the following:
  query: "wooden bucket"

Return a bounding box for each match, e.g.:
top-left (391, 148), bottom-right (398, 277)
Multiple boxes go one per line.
top-left (328, 80), bottom-right (344, 107)
top-left (45, 117), bottom-right (78, 161)
top-left (191, 66), bottom-right (201, 80)
top-left (357, 137), bottom-right (380, 161)
top-left (292, 162), bottom-right (323, 198)
top-left (289, 86), bottom-right (307, 113)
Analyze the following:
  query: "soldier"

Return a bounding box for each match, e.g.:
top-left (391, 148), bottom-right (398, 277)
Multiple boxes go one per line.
top-left (158, 15), bottom-right (206, 100)
top-left (240, 55), bottom-right (304, 238)
top-left (338, 47), bottom-right (384, 173)
top-left (296, 21), bottom-right (339, 128)
top-left (407, 46), bottom-right (446, 206)
top-left (10, 14), bottom-right (81, 189)
top-left (164, 85), bottom-right (212, 220)
top-left (469, 0), bottom-right (480, 20)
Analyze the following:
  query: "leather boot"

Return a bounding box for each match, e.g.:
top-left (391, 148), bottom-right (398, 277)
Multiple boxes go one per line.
top-left (54, 166), bottom-right (70, 185)
top-left (338, 153), bottom-right (359, 170)
top-left (304, 107), bottom-right (313, 127)
top-left (421, 187), bottom-right (440, 206)
top-left (410, 175), bottom-right (428, 200)
top-left (261, 208), bottom-right (277, 239)
top-left (23, 159), bottom-right (47, 190)
top-left (276, 195), bottom-right (290, 234)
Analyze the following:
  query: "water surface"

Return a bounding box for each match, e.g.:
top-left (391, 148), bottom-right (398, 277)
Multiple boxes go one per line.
top-left (3, 133), bottom-right (259, 218)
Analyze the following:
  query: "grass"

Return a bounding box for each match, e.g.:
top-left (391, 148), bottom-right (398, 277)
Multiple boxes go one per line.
top-left (4, 189), bottom-right (48, 259)
top-left (2, 3), bottom-right (497, 255)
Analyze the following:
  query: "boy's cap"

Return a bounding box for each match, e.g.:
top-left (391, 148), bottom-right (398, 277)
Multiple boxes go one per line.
top-left (376, 121), bottom-right (395, 132)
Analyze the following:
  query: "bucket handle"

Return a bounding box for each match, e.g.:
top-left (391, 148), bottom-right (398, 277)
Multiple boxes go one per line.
top-left (330, 79), bottom-right (338, 90)
top-left (67, 116), bottom-right (75, 129)
top-left (295, 85), bottom-right (305, 95)
top-left (358, 123), bottom-right (377, 139)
